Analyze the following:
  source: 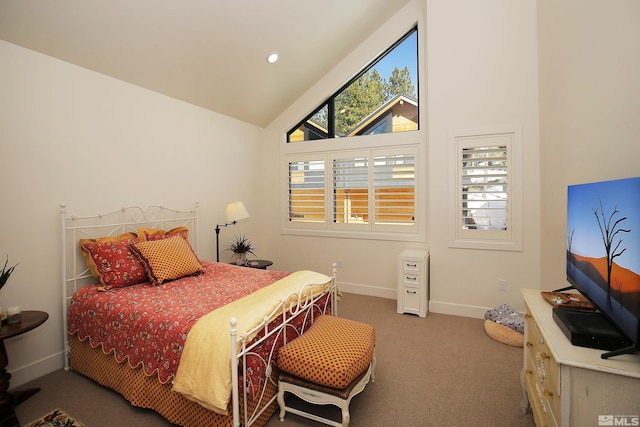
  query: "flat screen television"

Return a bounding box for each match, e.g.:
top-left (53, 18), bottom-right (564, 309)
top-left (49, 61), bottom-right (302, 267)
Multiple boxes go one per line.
top-left (566, 176), bottom-right (640, 358)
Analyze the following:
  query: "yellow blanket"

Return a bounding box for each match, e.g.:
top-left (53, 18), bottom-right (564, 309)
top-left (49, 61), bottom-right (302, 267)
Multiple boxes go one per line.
top-left (172, 270), bottom-right (333, 415)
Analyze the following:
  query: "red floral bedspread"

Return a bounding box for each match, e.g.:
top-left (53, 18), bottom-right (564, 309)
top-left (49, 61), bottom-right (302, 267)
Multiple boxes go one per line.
top-left (67, 261), bottom-right (290, 384)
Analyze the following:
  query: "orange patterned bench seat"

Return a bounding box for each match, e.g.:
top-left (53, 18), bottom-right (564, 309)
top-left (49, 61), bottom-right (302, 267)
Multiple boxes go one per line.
top-left (276, 315), bottom-right (376, 427)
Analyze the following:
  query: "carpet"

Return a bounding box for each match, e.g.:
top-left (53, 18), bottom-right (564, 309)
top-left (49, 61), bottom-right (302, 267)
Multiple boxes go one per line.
top-left (23, 408), bottom-right (86, 427)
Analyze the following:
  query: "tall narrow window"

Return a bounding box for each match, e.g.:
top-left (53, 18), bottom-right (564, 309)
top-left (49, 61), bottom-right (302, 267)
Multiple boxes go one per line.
top-left (461, 146), bottom-right (508, 231)
top-left (449, 126), bottom-right (522, 251)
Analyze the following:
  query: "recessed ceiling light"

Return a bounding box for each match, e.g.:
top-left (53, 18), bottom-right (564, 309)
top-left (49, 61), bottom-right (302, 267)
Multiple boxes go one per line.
top-left (267, 52), bottom-right (279, 64)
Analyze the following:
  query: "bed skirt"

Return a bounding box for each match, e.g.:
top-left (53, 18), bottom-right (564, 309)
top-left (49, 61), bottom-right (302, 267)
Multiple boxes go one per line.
top-left (69, 335), bottom-right (278, 427)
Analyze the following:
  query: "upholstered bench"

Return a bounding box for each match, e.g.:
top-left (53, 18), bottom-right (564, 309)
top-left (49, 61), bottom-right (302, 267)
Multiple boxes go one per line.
top-left (276, 315), bottom-right (376, 427)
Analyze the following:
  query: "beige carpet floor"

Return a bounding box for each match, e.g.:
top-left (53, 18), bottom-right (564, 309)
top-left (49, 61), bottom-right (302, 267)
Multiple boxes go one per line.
top-left (14, 293), bottom-right (535, 427)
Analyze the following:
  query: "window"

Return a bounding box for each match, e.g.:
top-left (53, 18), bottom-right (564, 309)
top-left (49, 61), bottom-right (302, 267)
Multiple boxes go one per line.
top-left (461, 145), bottom-right (508, 231)
top-left (287, 27), bottom-right (418, 142)
top-left (283, 26), bottom-right (423, 241)
top-left (288, 158), bottom-right (326, 224)
top-left (286, 147), bottom-right (417, 235)
top-left (373, 152), bottom-right (416, 227)
top-left (333, 155), bottom-right (369, 225)
top-left (449, 126), bottom-right (523, 251)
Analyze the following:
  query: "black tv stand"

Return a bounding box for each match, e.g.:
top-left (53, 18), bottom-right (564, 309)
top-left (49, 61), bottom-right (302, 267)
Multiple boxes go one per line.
top-left (602, 344), bottom-right (640, 359)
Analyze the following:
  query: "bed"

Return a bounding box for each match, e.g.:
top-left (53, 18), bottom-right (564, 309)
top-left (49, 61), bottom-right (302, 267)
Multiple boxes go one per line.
top-left (60, 203), bottom-right (337, 427)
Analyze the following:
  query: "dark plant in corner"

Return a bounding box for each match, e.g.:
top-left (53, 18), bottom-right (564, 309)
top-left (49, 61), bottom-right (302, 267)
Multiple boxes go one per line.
top-left (0, 256), bottom-right (18, 290)
top-left (226, 234), bottom-right (256, 256)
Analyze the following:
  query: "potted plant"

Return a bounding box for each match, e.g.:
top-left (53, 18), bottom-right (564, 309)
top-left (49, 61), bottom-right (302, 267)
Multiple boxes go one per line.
top-left (0, 255), bottom-right (17, 291)
top-left (226, 234), bottom-right (256, 265)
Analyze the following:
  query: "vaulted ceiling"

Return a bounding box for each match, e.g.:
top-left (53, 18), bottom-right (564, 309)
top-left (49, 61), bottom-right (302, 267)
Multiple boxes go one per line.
top-left (0, 0), bottom-right (410, 127)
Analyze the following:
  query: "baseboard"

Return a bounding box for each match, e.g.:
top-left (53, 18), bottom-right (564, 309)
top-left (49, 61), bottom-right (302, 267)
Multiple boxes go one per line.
top-left (339, 283), bottom-right (489, 319)
top-left (9, 351), bottom-right (64, 389)
top-left (338, 281), bottom-right (396, 300)
top-left (428, 300), bottom-right (488, 319)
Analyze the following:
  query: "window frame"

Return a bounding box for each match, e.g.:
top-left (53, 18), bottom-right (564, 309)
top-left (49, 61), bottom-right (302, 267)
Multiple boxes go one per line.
top-left (281, 21), bottom-right (425, 243)
top-left (287, 26), bottom-right (418, 142)
top-left (448, 125), bottom-right (523, 251)
top-left (282, 135), bottom-right (424, 241)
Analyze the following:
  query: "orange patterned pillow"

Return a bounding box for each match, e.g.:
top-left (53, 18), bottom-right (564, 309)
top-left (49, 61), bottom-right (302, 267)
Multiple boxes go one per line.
top-left (130, 235), bottom-right (203, 286)
top-left (277, 315), bottom-right (375, 389)
top-left (137, 226), bottom-right (189, 242)
top-left (80, 233), bottom-right (148, 290)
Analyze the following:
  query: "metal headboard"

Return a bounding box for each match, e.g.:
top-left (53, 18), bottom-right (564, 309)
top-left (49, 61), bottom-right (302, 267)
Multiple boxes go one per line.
top-left (59, 202), bottom-right (199, 370)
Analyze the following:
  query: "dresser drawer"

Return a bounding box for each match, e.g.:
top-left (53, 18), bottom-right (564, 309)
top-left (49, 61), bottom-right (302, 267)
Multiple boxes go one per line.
top-left (524, 308), bottom-right (560, 426)
top-left (401, 259), bottom-right (422, 274)
top-left (523, 364), bottom-right (558, 427)
top-left (401, 273), bottom-right (420, 286)
top-left (400, 285), bottom-right (421, 313)
top-left (525, 312), bottom-right (559, 396)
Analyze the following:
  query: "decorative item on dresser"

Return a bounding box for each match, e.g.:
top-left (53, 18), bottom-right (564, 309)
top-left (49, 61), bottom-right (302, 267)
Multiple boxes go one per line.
top-left (61, 203), bottom-right (338, 427)
top-left (396, 249), bottom-right (429, 318)
top-left (215, 201), bottom-right (250, 262)
top-left (520, 289), bottom-right (640, 427)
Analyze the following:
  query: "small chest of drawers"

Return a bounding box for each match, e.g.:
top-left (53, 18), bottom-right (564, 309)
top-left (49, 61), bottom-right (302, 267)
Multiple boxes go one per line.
top-left (396, 249), bottom-right (429, 318)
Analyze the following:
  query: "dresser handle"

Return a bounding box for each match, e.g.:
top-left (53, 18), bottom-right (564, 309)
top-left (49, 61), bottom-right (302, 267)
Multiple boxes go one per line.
top-left (526, 341), bottom-right (533, 348)
top-left (406, 276), bottom-right (417, 281)
top-left (524, 313), bottom-right (531, 319)
top-left (406, 290), bottom-right (417, 294)
top-left (406, 263), bottom-right (417, 268)
top-left (543, 389), bottom-right (554, 398)
top-left (541, 352), bottom-right (550, 360)
top-left (524, 369), bottom-right (533, 376)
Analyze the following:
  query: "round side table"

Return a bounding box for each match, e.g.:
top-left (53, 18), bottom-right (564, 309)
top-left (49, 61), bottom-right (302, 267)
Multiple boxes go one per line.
top-left (0, 310), bottom-right (49, 427)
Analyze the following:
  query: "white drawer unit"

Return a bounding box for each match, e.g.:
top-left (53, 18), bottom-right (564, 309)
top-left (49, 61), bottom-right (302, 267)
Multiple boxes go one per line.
top-left (397, 249), bottom-right (429, 318)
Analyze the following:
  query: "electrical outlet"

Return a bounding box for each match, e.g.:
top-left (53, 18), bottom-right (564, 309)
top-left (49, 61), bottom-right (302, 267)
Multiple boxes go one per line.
top-left (336, 259), bottom-right (344, 268)
top-left (499, 279), bottom-right (507, 291)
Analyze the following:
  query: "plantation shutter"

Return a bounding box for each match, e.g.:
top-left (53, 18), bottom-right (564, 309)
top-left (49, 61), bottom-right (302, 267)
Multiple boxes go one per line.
top-left (288, 160), bottom-right (325, 223)
top-left (373, 152), bottom-right (415, 226)
top-left (460, 145), bottom-right (508, 231)
top-left (332, 156), bottom-right (369, 224)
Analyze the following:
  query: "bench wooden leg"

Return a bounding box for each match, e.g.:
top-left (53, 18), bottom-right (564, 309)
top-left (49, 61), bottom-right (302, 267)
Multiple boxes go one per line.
top-left (277, 360), bottom-right (374, 427)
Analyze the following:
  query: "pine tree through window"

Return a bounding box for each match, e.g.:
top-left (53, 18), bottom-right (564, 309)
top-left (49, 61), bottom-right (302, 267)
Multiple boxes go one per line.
top-left (288, 28), bottom-right (418, 142)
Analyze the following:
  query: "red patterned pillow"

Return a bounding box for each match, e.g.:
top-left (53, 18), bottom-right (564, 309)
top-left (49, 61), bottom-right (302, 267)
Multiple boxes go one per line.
top-left (80, 233), bottom-right (148, 290)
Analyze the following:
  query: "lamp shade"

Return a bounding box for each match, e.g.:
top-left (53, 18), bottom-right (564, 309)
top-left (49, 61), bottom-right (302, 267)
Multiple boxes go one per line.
top-left (225, 201), bottom-right (250, 222)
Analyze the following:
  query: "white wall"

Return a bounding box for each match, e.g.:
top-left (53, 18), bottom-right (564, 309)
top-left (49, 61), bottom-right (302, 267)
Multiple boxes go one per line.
top-left (426, 0), bottom-right (540, 316)
top-left (262, 0), bottom-right (541, 316)
top-left (0, 39), bottom-right (265, 387)
top-left (538, 0), bottom-right (640, 290)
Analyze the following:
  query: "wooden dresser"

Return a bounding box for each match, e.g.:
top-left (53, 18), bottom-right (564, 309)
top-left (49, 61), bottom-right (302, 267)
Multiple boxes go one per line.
top-left (521, 289), bottom-right (640, 427)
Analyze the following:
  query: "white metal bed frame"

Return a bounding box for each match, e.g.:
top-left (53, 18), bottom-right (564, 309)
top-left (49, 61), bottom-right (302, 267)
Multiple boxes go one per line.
top-left (60, 203), bottom-right (337, 427)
